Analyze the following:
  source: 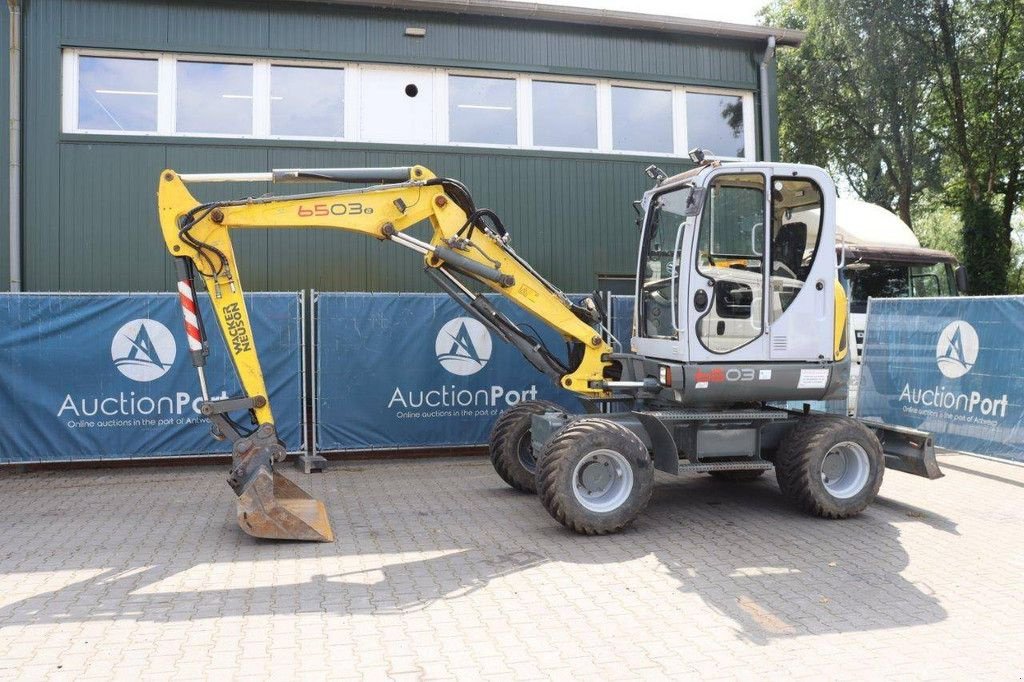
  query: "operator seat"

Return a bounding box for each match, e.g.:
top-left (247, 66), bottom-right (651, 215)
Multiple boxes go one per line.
top-left (773, 222), bottom-right (807, 276)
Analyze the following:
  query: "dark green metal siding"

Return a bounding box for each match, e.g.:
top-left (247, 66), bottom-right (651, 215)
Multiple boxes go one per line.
top-left (22, 0), bottom-right (770, 293)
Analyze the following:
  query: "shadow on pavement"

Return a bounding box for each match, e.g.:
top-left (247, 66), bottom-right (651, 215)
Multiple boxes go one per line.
top-left (0, 462), bottom-right (951, 645)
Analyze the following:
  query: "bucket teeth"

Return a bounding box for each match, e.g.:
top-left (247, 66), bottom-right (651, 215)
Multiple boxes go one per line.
top-left (236, 467), bottom-right (335, 542)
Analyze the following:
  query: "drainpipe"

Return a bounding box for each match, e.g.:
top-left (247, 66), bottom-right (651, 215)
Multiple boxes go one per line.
top-left (8, 0), bottom-right (21, 291)
top-left (759, 35), bottom-right (776, 163)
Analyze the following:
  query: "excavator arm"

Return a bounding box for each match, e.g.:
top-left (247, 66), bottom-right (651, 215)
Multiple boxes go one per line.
top-left (157, 165), bottom-right (615, 542)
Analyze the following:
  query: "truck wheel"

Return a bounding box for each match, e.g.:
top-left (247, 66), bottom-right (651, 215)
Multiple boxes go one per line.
top-left (536, 418), bottom-right (654, 535)
top-left (489, 399), bottom-right (564, 494)
top-left (775, 416), bottom-right (883, 518)
top-left (708, 470), bottom-right (766, 482)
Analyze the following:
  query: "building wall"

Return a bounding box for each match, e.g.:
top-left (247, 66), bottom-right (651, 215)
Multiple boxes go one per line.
top-left (21, 0), bottom-right (774, 293)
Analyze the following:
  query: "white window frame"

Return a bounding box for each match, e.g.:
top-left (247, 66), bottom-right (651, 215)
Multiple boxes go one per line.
top-left (528, 74), bottom-right (602, 153)
top-left (681, 85), bottom-right (757, 162)
top-left (173, 54), bottom-right (259, 139)
top-left (266, 59), bottom-right (348, 142)
top-left (63, 49), bottom-right (163, 135)
top-left (607, 79), bottom-right (676, 156)
top-left (445, 70), bottom-right (520, 148)
top-left (62, 47), bottom-right (757, 161)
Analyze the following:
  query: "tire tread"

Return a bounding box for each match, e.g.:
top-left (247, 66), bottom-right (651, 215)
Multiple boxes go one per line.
top-left (537, 418), bottom-right (653, 535)
top-left (489, 400), bottom-right (563, 493)
top-left (775, 416), bottom-right (883, 519)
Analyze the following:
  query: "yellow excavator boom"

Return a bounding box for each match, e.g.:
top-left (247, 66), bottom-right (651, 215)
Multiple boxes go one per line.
top-left (157, 165), bottom-right (615, 542)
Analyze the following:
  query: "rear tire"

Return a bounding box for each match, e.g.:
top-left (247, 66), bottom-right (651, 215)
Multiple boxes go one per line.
top-left (489, 399), bottom-right (563, 494)
top-left (536, 418), bottom-right (654, 535)
top-left (775, 416), bottom-right (883, 518)
top-left (708, 469), bottom-right (766, 482)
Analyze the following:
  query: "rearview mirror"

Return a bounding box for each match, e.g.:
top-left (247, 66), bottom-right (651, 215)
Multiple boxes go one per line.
top-left (955, 265), bottom-right (969, 293)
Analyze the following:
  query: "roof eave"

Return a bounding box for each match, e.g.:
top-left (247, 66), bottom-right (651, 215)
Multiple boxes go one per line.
top-left (277, 0), bottom-right (806, 46)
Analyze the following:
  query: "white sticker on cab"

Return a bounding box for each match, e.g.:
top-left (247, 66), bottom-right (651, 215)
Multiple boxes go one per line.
top-left (797, 368), bottom-right (830, 389)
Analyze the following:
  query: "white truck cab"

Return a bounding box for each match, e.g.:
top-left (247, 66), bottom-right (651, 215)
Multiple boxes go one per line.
top-left (836, 199), bottom-right (966, 410)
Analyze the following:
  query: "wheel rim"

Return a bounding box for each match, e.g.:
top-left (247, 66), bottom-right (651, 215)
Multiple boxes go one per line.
top-left (571, 449), bottom-right (634, 513)
top-left (820, 441), bottom-right (871, 499)
top-left (516, 432), bottom-right (537, 473)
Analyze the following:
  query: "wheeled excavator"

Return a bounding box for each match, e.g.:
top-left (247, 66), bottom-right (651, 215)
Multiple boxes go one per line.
top-left (158, 157), bottom-right (941, 542)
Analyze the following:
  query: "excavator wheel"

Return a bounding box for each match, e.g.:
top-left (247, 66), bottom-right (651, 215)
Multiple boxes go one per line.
top-left (536, 417), bottom-right (653, 535)
top-left (489, 399), bottom-right (564, 494)
top-left (774, 415), bottom-right (883, 519)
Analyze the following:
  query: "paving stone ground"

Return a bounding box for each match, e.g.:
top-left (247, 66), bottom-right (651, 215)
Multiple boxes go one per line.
top-left (0, 452), bottom-right (1022, 680)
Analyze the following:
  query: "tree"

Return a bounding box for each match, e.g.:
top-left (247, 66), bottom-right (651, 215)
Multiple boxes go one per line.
top-left (922, 0), bottom-right (1024, 294)
top-left (762, 0), bottom-right (941, 226)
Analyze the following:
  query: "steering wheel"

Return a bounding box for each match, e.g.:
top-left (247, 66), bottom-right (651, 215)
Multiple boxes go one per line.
top-left (642, 275), bottom-right (674, 291)
top-left (642, 275), bottom-right (676, 308)
top-left (772, 261), bottom-right (798, 279)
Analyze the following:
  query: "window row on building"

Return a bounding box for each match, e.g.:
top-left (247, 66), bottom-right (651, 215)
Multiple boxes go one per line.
top-left (62, 49), bottom-right (756, 159)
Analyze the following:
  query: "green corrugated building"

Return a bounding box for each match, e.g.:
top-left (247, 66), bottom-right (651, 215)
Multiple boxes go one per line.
top-left (1, 0), bottom-right (801, 294)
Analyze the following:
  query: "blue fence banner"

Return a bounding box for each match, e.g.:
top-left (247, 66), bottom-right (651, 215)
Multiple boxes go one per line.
top-left (857, 296), bottom-right (1024, 462)
top-left (610, 295), bottom-right (634, 345)
top-left (315, 293), bottom-right (583, 451)
top-left (0, 293), bottom-right (305, 463)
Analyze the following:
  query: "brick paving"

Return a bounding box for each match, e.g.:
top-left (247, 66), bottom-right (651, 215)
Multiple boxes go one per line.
top-left (0, 452), bottom-right (1022, 680)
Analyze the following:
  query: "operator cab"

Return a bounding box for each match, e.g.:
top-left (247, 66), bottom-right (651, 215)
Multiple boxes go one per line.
top-left (630, 161), bottom-right (847, 402)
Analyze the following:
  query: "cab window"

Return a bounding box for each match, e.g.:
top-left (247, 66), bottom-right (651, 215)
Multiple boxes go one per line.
top-left (639, 186), bottom-right (694, 338)
top-left (847, 263), bottom-right (910, 313)
top-left (911, 262), bottom-right (955, 297)
top-left (694, 173), bottom-right (765, 353)
top-left (769, 178), bottom-right (823, 321)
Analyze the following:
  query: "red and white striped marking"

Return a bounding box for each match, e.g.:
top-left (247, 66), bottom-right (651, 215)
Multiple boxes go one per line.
top-left (177, 279), bottom-right (203, 352)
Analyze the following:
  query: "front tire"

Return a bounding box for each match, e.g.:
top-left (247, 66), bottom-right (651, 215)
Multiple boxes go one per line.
top-left (489, 399), bottom-right (563, 493)
top-left (536, 418), bottom-right (654, 535)
top-left (775, 416), bottom-right (884, 518)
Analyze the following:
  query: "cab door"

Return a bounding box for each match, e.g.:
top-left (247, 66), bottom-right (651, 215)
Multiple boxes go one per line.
top-left (631, 182), bottom-right (699, 362)
top-left (686, 170), bottom-right (770, 363)
top-left (766, 172), bottom-right (835, 361)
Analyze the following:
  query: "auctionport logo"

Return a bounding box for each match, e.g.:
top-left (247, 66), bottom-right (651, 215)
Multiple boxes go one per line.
top-left (111, 319), bottom-right (177, 382)
top-left (935, 320), bottom-right (978, 379)
top-left (435, 317), bottom-right (492, 376)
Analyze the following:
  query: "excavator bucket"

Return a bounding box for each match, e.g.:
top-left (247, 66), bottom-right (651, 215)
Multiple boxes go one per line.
top-left (221, 423), bottom-right (335, 542)
top-left (236, 467), bottom-right (335, 542)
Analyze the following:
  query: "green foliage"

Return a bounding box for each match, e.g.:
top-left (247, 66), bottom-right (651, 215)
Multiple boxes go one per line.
top-left (762, 0), bottom-right (940, 225)
top-left (764, 0), bottom-right (1024, 294)
top-left (923, 0), bottom-right (1024, 293)
top-left (960, 196), bottom-right (1009, 294)
top-left (912, 194), bottom-right (963, 259)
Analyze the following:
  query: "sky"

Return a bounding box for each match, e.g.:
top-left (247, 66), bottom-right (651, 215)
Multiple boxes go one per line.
top-left (520, 0), bottom-right (768, 26)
